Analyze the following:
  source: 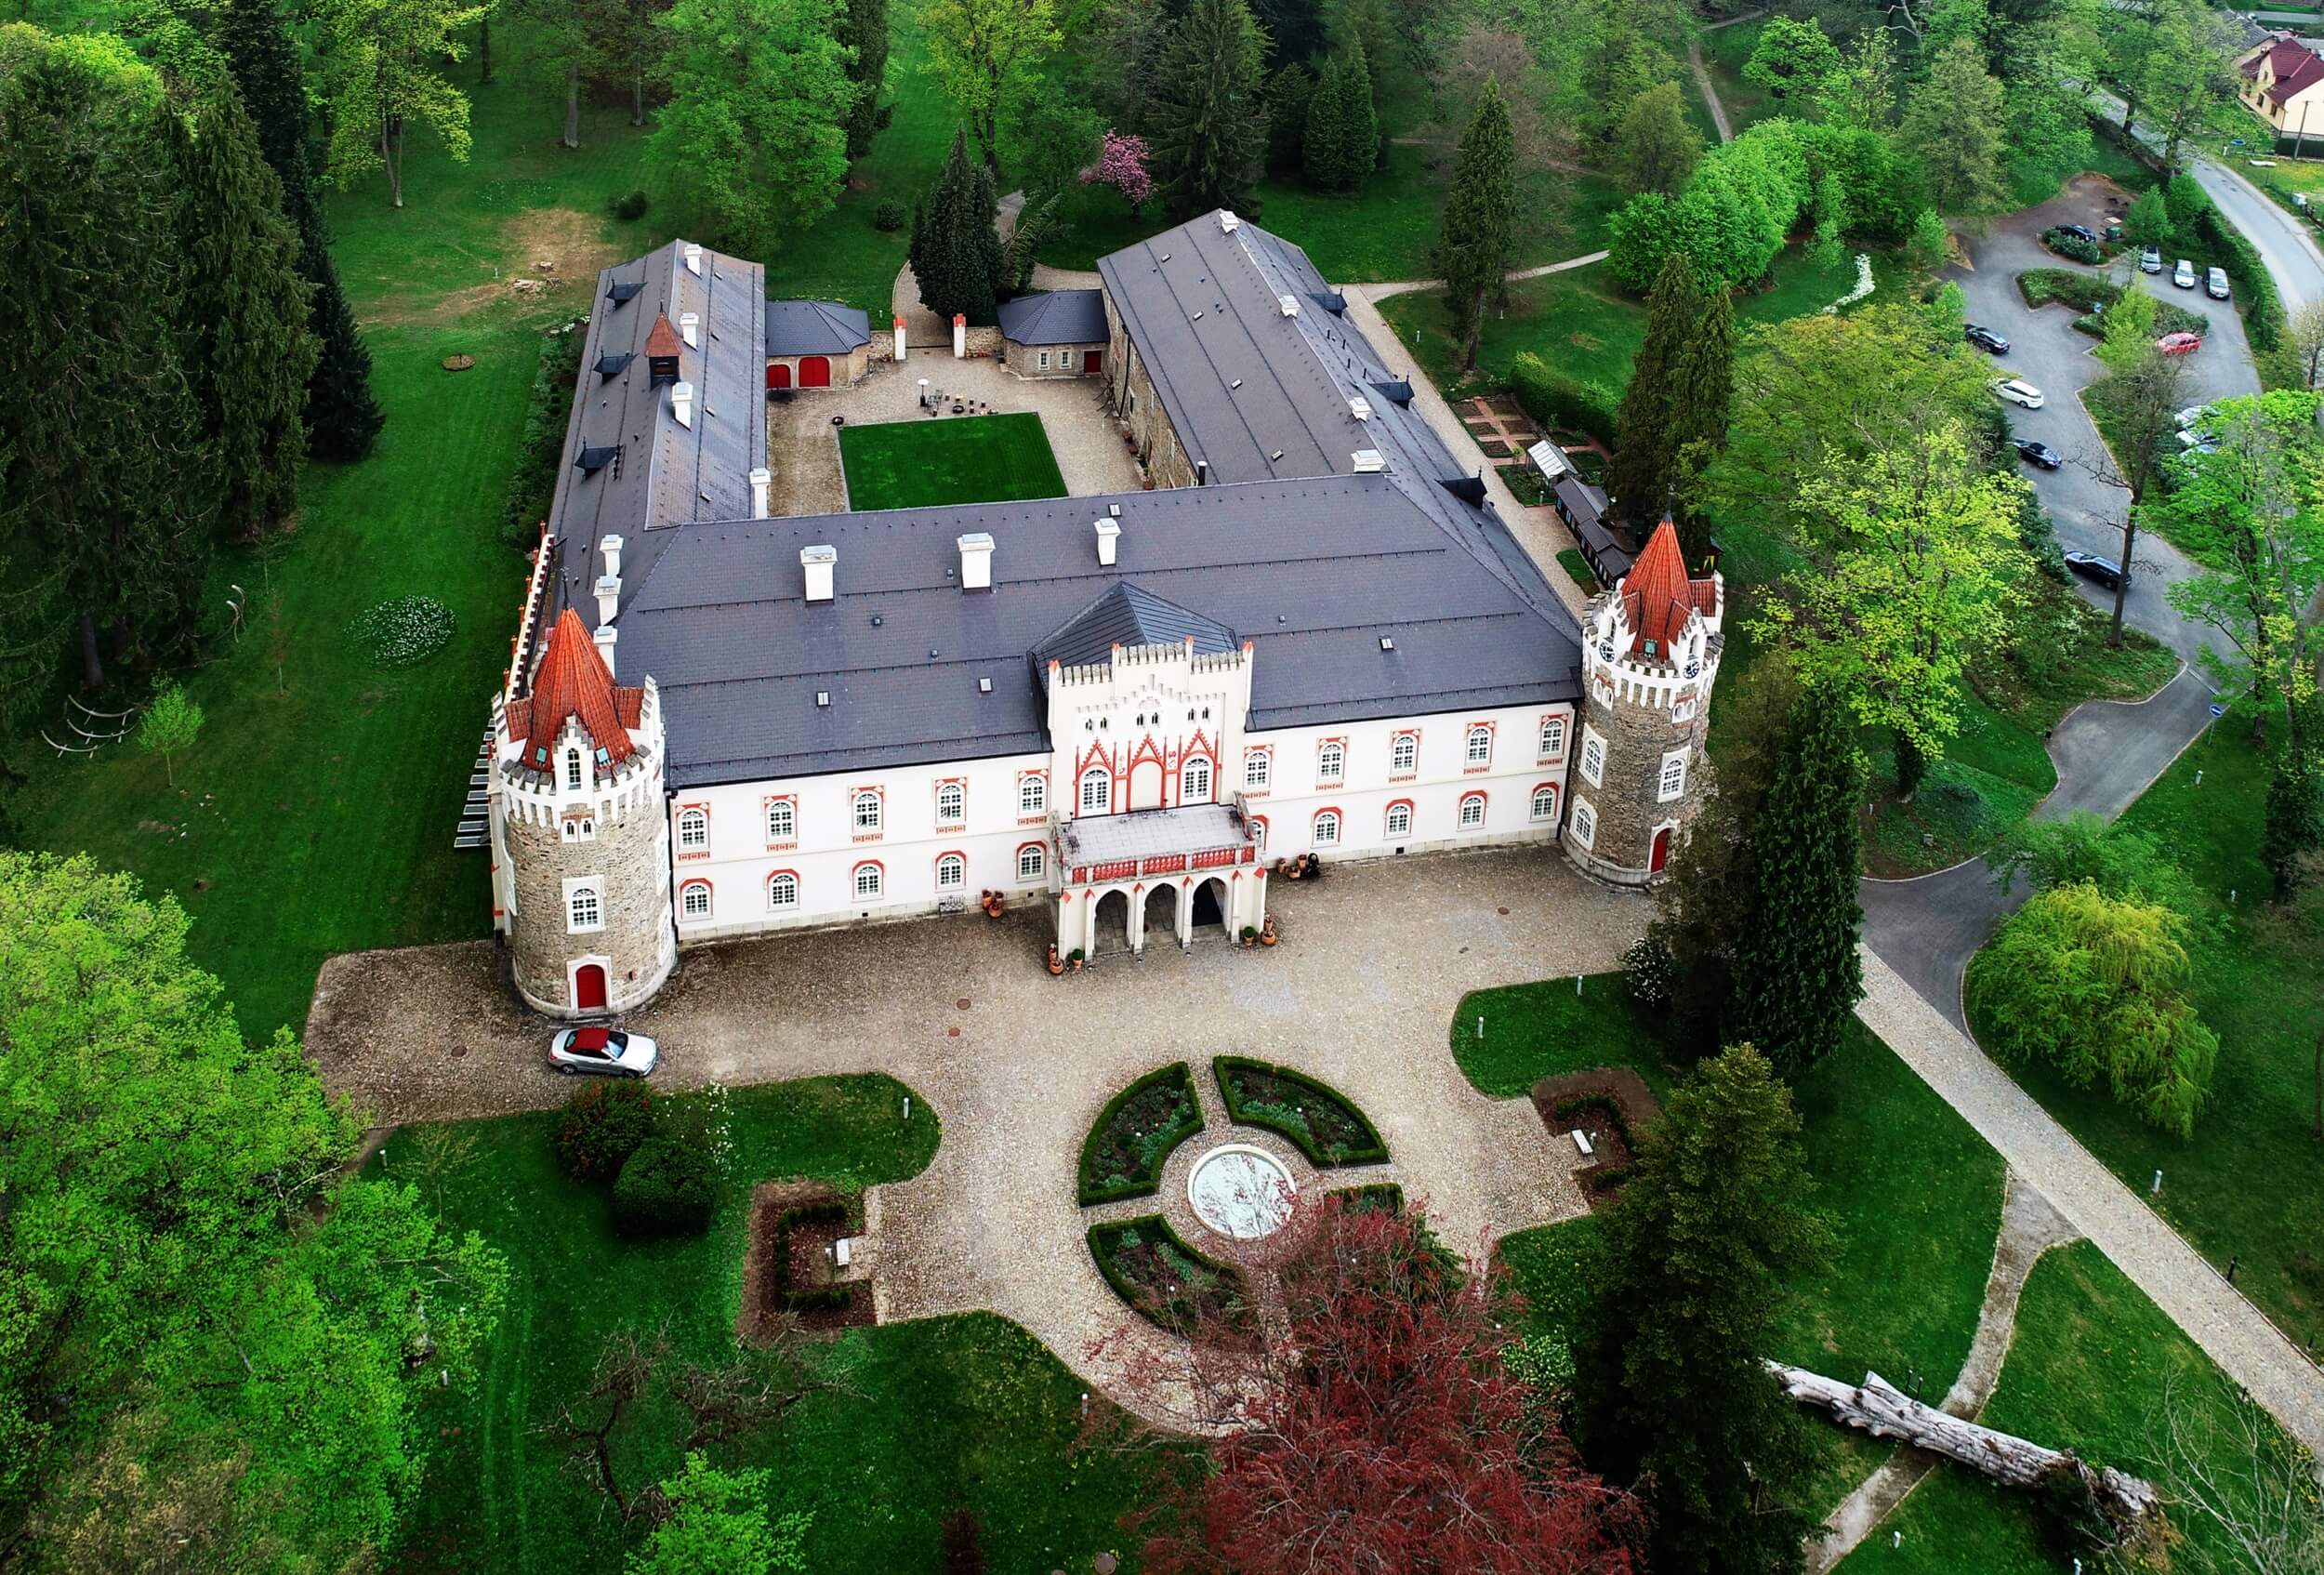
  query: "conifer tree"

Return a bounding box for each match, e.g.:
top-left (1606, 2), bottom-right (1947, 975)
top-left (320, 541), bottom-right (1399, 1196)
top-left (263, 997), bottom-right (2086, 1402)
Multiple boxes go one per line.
top-left (910, 129), bottom-right (1007, 324)
top-left (1148, 0), bottom-right (1269, 219)
top-left (1429, 74), bottom-right (1515, 373)
top-left (1608, 250), bottom-right (1701, 524)
top-left (1665, 279), bottom-right (1734, 554)
top-left (1575, 1044), bottom-right (1832, 1575)
top-left (164, 73), bottom-right (320, 540)
top-left (1725, 684), bottom-right (1865, 1073)
top-left (1262, 60), bottom-right (1313, 175)
top-left (1302, 38), bottom-right (1376, 192)
top-left (1341, 34), bottom-right (1377, 179)
top-left (838, 0), bottom-right (890, 158)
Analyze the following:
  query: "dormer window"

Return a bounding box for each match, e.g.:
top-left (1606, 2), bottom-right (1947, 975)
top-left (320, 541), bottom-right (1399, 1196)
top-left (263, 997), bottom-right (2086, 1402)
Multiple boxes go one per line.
top-left (1643, 638), bottom-right (1659, 658)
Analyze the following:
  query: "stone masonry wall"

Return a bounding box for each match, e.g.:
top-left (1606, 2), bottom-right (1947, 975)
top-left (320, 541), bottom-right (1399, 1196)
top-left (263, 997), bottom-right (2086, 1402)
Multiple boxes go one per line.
top-left (507, 800), bottom-right (672, 1015)
top-left (1573, 685), bottom-right (1707, 884)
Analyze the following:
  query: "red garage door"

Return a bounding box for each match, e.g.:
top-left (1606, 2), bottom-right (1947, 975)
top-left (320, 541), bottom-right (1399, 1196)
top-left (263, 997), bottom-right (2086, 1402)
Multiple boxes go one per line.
top-left (1083, 349), bottom-right (1103, 374)
top-left (767, 361), bottom-right (791, 389)
top-left (799, 355), bottom-right (831, 388)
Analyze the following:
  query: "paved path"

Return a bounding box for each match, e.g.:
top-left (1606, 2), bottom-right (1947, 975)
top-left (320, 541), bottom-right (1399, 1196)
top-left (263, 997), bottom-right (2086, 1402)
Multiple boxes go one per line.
top-left (1690, 38), bottom-right (1736, 144)
top-left (1855, 953), bottom-right (2324, 1462)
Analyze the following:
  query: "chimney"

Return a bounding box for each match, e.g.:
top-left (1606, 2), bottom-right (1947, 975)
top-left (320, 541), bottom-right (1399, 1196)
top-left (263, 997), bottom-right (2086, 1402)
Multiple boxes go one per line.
top-left (801, 544), bottom-right (836, 602)
top-left (748, 467), bottom-right (772, 519)
top-left (1220, 210), bottom-right (1240, 233)
top-left (593, 623), bottom-right (618, 677)
top-left (672, 381), bottom-right (694, 429)
top-left (682, 242), bottom-right (703, 276)
top-left (594, 574), bottom-right (621, 625)
top-left (1349, 395), bottom-right (1372, 422)
top-left (1195, 459), bottom-right (1208, 485)
top-left (957, 532), bottom-right (995, 591)
top-left (1277, 294), bottom-right (1300, 318)
top-left (1352, 449), bottom-right (1385, 474)
top-left (1096, 518), bottom-right (1119, 566)
top-left (680, 311), bottom-right (700, 349)
top-left (601, 533), bottom-right (626, 579)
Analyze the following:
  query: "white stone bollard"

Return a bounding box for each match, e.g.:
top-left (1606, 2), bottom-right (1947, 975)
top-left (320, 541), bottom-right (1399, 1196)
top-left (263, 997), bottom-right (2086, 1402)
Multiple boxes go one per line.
top-left (893, 313), bottom-right (907, 361)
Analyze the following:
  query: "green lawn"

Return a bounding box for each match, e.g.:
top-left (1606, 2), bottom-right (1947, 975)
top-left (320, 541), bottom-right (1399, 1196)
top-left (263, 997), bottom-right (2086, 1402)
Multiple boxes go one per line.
top-left (383, 1075), bottom-right (1169, 1574)
top-left (839, 413), bottom-right (1069, 510)
top-left (1696, 20), bottom-right (1778, 137)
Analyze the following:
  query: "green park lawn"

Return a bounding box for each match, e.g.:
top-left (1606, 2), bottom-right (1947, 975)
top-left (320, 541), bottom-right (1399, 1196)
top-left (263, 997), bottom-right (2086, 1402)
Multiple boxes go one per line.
top-left (381, 1075), bottom-right (1169, 1574)
top-left (840, 413), bottom-right (1069, 510)
top-left (1695, 19), bottom-right (1777, 137)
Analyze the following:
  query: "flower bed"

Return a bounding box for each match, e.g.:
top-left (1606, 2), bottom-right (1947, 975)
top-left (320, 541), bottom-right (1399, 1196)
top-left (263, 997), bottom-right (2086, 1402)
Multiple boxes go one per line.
top-left (1087, 1214), bottom-right (1248, 1334)
top-left (1076, 1061), bottom-right (1203, 1206)
top-left (1528, 1067), bottom-right (1660, 1211)
top-left (351, 595), bottom-right (456, 668)
top-left (1211, 1057), bottom-right (1388, 1167)
top-left (750, 1193), bottom-right (873, 1331)
top-left (1497, 462), bottom-right (1552, 506)
top-left (1328, 1181), bottom-right (1406, 1214)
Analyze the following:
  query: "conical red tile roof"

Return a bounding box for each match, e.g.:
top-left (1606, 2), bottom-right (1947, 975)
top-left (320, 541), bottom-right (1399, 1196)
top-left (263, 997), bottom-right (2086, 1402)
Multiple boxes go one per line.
top-left (1618, 521), bottom-right (1712, 659)
top-left (643, 311), bottom-right (682, 363)
top-left (508, 608), bottom-right (643, 767)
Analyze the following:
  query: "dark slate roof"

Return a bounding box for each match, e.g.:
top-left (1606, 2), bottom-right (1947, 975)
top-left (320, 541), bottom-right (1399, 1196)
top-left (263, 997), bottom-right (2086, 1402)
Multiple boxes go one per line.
top-left (997, 288), bottom-right (1110, 346)
top-left (764, 299), bottom-right (871, 357)
top-left (1031, 583), bottom-right (1237, 672)
top-left (618, 476), bottom-right (1583, 787)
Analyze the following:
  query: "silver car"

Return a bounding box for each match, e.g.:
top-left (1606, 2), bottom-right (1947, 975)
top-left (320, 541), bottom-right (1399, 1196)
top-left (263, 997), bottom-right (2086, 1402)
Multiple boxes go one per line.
top-left (549, 1025), bottom-right (660, 1076)
top-left (2140, 246), bottom-right (2162, 273)
top-left (2172, 258), bottom-right (2197, 288)
top-left (2206, 266), bottom-right (2231, 300)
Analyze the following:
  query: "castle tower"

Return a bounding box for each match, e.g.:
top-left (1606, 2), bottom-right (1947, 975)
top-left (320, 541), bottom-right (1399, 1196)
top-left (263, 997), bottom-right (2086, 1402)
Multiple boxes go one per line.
top-left (489, 606), bottom-right (675, 1018)
top-left (1566, 522), bottom-right (1724, 887)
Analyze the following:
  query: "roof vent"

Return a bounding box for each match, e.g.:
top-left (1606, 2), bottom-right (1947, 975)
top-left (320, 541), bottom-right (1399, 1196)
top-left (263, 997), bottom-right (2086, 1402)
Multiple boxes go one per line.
top-left (978, 676), bottom-right (994, 693)
top-left (682, 242), bottom-right (703, 275)
top-left (680, 311), bottom-right (700, 349)
top-left (596, 351), bottom-right (634, 380)
top-left (1231, 377), bottom-right (1243, 389)
top-left (606, 281), bottom-right (642, 306)
top-left (672, 381), bottom-right (694, 429)
top-left (593, 623), bottom-right (618, 678)
top-left (575, 444), bottom-right (619, 474)
top-left (748, 467), bottom-right (771, 519)
top-left (1278, 294), bottom-right (1300, 318)
top-left (1108, 503), bottom-right (1121, 517)
top-left (594, 574), bottom-right (621, 625)
top-left (957, 532), bottom-right (995, 591)
top-left (1352, 449), bottom-right (1385, 473)
top-left (816, 690), bottom-right (830, 707)
top-left (601, 535), bottom-right (625, 578)
top-left (1220, 210), bottom-right (1240, 233)
top-left (1349, 395), bottom-right (1372, 421)
top-left (801, 544), bottom-right (837, 602)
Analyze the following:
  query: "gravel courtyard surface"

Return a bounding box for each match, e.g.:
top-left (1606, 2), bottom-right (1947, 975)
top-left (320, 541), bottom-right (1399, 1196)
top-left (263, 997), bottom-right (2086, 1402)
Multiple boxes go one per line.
top-left (309, 847), bottom-right (1643, 1414)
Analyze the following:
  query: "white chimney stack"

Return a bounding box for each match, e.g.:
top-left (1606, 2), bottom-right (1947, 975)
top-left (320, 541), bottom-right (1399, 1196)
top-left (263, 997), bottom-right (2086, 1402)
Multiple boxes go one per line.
top-left (748, 467), bottom-right (772, 519)
top-left (601, 534), bottom-right (625, 579)
top-left (672, 381), bottom-right (694, 429)
top-left (1352, 449), bottom-right (1385, 473)
top-left (1220, 210), bottom-right (1240, 233)
top-left (801, 544), bottom-right (836, 602)
top-left (1096, 518), bottom-right (1119, 567)
top-left (1349, 395), bottom-right (1371, 421)
top-left (957, 532), bottom-right (995, 591)
top-left (594, 574), bottom-right (621, 625)
top-left (593, 623), bottom-right (618, 677)
top-left (680, 311), bottom-right (700, 349)
top-left (1278, 294), bottom-right (1300, 318)
top-left (682, 242), bottom-right (703, 276)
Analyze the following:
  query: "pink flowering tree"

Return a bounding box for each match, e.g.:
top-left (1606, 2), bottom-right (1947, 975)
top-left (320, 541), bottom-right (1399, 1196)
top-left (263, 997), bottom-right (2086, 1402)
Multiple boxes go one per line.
top-left (1079, 130), bottom-right (1154, 216)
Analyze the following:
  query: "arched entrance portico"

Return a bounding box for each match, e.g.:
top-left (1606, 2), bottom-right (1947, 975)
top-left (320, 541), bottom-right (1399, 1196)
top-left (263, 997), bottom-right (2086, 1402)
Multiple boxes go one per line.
top-left (1093, 889), bottom-right (1132, 955)
top-left (1141, 883), bottom-right (1179, 953)
top-left (1190, 877), bottom-right (1227, 941)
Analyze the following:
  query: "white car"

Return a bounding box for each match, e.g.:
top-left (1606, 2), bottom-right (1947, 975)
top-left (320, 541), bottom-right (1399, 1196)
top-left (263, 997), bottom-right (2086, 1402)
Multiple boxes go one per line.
top-left (2172, 258), bottom-right (2197, 288)
top-left (1993, 377), bottom-right (2044, 409)
top-left (549, 1025), bottom-right (659, 1077)
top-left (2174, 404), bottom-right (2211, 431)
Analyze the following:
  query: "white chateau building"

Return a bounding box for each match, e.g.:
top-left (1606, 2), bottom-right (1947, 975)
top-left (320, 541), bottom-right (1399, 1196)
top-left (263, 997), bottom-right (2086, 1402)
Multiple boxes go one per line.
top-left (487, 216), bottom-right (1723, 1018)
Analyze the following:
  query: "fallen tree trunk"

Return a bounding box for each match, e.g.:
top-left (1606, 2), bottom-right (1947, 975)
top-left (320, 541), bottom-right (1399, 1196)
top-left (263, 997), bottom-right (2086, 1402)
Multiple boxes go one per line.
top-left (1770, 1363), bottom-right (2160, 1525)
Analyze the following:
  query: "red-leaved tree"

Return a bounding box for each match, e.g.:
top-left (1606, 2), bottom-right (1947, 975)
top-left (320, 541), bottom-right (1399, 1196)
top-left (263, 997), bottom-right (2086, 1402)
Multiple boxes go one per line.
top-left (1080, 130), bottom-right (1154, 215)
top-left (1097, 1197), bottom-right (1642, 1575)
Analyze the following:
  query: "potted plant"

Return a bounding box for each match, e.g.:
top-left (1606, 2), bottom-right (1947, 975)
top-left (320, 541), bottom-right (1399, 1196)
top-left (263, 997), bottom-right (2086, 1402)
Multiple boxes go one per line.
top-left (1260, 916), bottom-right (1279, 946)
top-left (1240, 925), bottom-right (1259, 947)
top-left (1046, 943), bottom-right (1064, 976)
top-left (982, 890), bottom-right (1005, 919)
top-left (1069, 948), bottom-right (1086, 972)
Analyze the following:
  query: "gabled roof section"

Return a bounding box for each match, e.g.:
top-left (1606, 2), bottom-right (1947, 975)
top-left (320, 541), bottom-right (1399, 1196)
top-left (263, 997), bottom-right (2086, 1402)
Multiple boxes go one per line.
top-left (1617, 522), bottom-right (1713, 657)
top-left (997, 288), bottom-right (1109, 345)
top-left (508, 608), bottom-right (644, 765)
top-left (765, 299), bottom-right (872, 357)
top-left (1033, 582), bottom-right (1238, 672)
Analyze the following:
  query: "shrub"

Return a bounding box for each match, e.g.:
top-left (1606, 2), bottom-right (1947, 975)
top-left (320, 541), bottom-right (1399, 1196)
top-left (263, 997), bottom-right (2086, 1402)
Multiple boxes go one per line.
top-left (1077, 1062), bottom-right (1203, 1205)
top-left (1510, 352), bottom-right (1618, 448)
top-left (609, 189), bottom-right (651, 221)
top-left (1622, 933), bottom-right (1676, 1009)
top-left (2041, 227), bottom-right (2103, 265)
top-left (503, 327), bottom-right (588, 550)
top-left (2016, 488), bottom-right (2069, 584)
top-left (1087, 1215), bottom-right (1248, 1332)
top-left (873, 200), bottom-right (906, 232)
top-left (1213, 1057), bottom-right (1388, 1166)
top-left (554, 1079), bottom-right (657, 1181)
top-left (612, 1134), bottom-right (717, 1237)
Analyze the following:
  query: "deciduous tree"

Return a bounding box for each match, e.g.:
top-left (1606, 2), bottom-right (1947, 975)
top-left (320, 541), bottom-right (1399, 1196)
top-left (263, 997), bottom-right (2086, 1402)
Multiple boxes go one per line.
top-left (627, 1456), bottom-right (810, 1575)
top-left (1147, 0), bottom-right (1269, 219)
top-left (1742, 15), bottom-right (1841, 105)
top-left (838, 0), bottom-right (888, 156)
top-left (137, 680), bottom-right (205, 787)
top-left (315, 0), bottom-right (485, 208)
top-left (1902, 36), bottom-right (2007, 213)
top-left (1613, 79), bottom-right (1700, 198)
top-left (921, 0), bottom-right (1061, 171)
top-left (1430, 73), bottom-right (1516, 370)
top-left (2122, 184), bottom-right (2171, 247)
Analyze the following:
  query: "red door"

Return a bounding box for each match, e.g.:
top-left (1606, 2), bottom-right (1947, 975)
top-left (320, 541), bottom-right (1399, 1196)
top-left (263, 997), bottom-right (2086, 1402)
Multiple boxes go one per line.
top-left (767, 361), bottom-right (791, 390)
top-left (799, 355), bottom-right (831, 388)
top-left (574, 963), bottom-right (607, 1011)
top-left (1082, 349), bottom-right (1103, 374)
top-left (1650, 827), bottom-right (1672, 874)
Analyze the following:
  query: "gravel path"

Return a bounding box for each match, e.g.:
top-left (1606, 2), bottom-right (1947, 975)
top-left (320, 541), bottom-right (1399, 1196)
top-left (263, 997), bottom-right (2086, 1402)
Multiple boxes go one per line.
top-left (1690, 38), bottom-right (1736, 145)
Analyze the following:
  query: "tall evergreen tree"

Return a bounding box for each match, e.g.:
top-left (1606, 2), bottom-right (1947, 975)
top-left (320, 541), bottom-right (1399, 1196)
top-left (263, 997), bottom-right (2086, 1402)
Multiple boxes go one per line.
top-left (205, 0), bottom-right (385, 459)
top-left (1724, 684), bottom-right (1865, 1073)
top-left (1301, 37), bottom-right (1375, 192)
top-left (1665, 281), bottom-right (1733, 555)
top-left (1148, 0), bottom-right (1269, 219)
top-left (164, 71), bottom-right (319, 540)
top-left (1575, 1044), bottom-right (1833, 1575)
top-left (1608, 249), bottom-right (1702, 524)
top-left (910, 128), bottom-right (1007, 324)
top-left (1262, 60), bottom-right (1312, 174)
top-left (838, 0), bottom-right (889, 158)
top-left (1429, 74), bottom-right (1515, 372)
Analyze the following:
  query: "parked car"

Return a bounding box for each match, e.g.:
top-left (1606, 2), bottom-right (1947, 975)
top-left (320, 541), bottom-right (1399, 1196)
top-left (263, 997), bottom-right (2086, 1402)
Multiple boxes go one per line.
top-left (2155, 331), bottom-right (2203, 355)
top-left (2140, 245), bottom-right (2162, 273)
top-left (548, 1026), bottom-right (660, 1077)
top-left (2172, 258), bottom-right (2197, 288)
top-left (1992, 377), bottom-right (2044, 409)
top-left (2177, 428), bottom-right (2219, 453)
top-left (1964, 324), bottom-right (2012, 354)
top-left (2013, 438), bottom-right (2064, 470)
top-left (2057, 223), bottom-right (2102, 244)
top-left (2064, 550), bottom-right (2126, 591)
top-left (2174, 404), bottom-right (2210, 430)
top-left (2207, 266), bottom-right (2231, 300)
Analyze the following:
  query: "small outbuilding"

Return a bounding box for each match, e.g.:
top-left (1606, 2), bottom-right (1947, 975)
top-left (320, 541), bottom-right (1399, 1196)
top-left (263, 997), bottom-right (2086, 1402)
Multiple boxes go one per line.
top-left (1528, 440), bottom-right (1633, 583)
top-left (765, 299), bottom-right (872, 390)
top-left (996, 289), bottom-right (1108, 378)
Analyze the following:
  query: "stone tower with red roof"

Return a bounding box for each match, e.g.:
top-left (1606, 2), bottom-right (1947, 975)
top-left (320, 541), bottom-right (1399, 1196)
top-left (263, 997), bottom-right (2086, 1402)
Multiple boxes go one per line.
top-left (488, 603), bottom-right (675, 1018)
top-left (1566, 522), bottom-right (1723, 886)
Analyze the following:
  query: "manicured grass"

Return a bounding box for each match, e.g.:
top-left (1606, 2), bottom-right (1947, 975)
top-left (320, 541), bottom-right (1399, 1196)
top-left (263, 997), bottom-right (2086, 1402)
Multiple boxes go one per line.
top-left (382, 1075), bottom-right (1166, 1574)
top-left (1555, 549), bottom-right (1600, 592)
top-left (839, 413), bottom-right (1068, 510)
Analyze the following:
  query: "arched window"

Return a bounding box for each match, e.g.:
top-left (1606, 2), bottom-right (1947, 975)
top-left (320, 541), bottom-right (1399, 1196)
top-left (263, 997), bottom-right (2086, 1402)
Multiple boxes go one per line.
top-left (1018, 842), bottom-right (1046, 880)
top-left (1019, 774), bottom-right (1046, 814)
top-left (853, 790), bottom-right (882, 832)
top-left (1459, 792), bottom-right (1486, 829)
top-left (1571, 801), bottom-right (1597, 848)
top-left (1391, 733), bottom-right (1418, 774)
top-left (1182, 757), bottom-right (1212, 802)
top-left (680, 880), bottom-right (712, 919)
top-left (1080, 768), bottom-right (1111, 814)
top-left (1245, 749), bottom-right (1270, 789)
top-left (769, 871), bottom-right (799, 909)
top-left (677, 807), bottom-right (708, 851)
top-left (766, 799), bottom-right (795, 842)
top-left (937, 782), bottom-right (965, 825)
top-left (1384, 801), bottom-right (1412, 838)
top-left (1465, 725), bottom-right (1493, 765)
top-left (1313, 809), bottom-right (1340, 846)
top-left (1530, 783), bottom-right (1558, 822)
top-left (1249, 815), bottom-right (1268, 851)
top-left (1659, 753), bottom-right (1689, 801)
top-left (936, 854), bottom-right (966, 891)
top-left (565, 748), bottom-right (584, 789)
top-left (567, 885), bottom-right (601, 932)
top-left (852, 862), bottom-right (883, 900)
top-left (1317, 741), bottom-right (1343, 784)
top-left (1539, 716), bottom-right (1566, 758)
top-left (1580, 732), bottom-right (1606, 788)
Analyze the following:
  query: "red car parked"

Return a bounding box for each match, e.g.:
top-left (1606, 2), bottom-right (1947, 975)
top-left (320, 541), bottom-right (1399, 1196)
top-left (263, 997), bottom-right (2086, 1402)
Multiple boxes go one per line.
top-left (2155, 332), bottom-right (2203, 355)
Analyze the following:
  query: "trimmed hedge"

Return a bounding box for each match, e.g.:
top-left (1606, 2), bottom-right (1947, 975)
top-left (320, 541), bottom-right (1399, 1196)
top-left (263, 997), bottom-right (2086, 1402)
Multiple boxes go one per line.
top-left (1510, 351), bottom-right (1618, 449)
top-left (1212, 1057), bottom-right (1389, 1166)
top-left (612, 1134), bottom-right (716, 1238)
top-left (1329, 1181), bottom-right (1406, 1214)
top-left (1076, 1062), bottom-right (1204, 1206)
top-left (1087, 1214), bottom-right (1248, 1333)
top-left (2194, 204), bottom-right (2286, 354)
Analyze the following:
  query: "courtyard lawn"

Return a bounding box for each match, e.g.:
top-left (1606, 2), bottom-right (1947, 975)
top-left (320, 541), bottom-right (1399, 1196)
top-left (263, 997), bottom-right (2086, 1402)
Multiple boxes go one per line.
top-left (839, 413), bottom-right (1069, 510)
top-left (383, 1075), bottom-right (1170, 1575)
